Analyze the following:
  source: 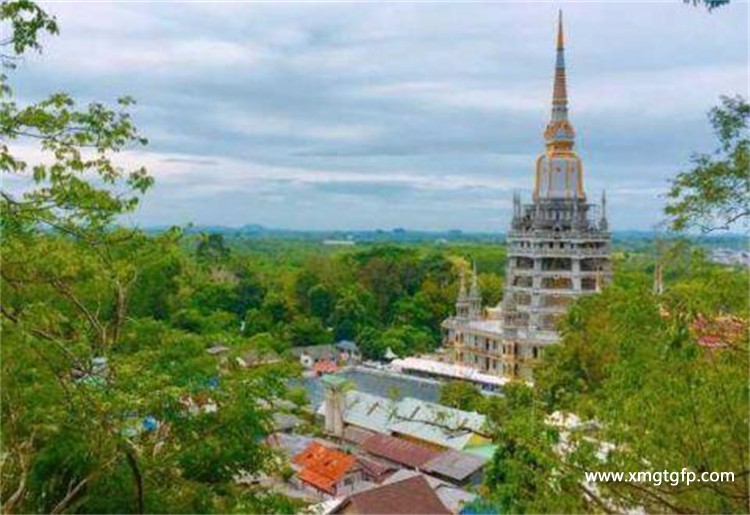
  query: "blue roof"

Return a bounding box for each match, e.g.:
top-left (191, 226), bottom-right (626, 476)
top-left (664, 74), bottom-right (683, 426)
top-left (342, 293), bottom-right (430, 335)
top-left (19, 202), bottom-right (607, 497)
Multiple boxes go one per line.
top-left (336, 340), bottom-right (359, 352)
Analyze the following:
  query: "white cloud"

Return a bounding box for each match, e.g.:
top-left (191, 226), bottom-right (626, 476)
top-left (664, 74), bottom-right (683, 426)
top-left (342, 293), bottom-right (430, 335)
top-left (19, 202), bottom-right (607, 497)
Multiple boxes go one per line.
top-left (11, 1), bottom-right (748, 230)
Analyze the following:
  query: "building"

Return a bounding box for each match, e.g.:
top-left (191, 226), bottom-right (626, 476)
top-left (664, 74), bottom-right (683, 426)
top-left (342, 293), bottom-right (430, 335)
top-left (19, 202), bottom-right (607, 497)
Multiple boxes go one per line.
top-left (292, 342), bottom-right (362, 370)
top-left (442, 13), bottom-right (612, 380)
top-left (391, 356), bottom-right (508, 393)
top-left (329, 474), bottom-right (452, 515)
top-left (360, 432), bottom-right (441, 470)
top-left (319, 388), bottom-right (491, 452)
top-left (292, 442), bottom-right (363, 497)
top-left (421, 449), bottom-right (487, 487)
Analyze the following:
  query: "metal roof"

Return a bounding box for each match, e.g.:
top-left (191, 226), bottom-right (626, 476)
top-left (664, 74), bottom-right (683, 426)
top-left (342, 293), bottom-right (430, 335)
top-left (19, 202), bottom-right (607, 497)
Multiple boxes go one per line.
top-left (391, 357), bottom-right (509, 387)
top-left (335, 340), bottom-right (359, 352)
top-left (340, 391), bottom-right (395, 434)
top-left (361, 433), bottom-right (441, 469)
top-left (319, 391), bottom-right (489, 451)
top-left (266, 432), bottom-right (314, 458)
top-left (320, 374), bottom-right (349, 389)
top-left (291, 345), bottom-right (337, 360)
top-left (389, 397), bottom-right (489, 450)
top-left (422, 449), bottom-right (488, 482)
top-left (342, 426), bottom-right (376, 446)
top-left (332, 474), bottom-right (451, 515)
top-left (385, 470), bottom-right (478, 514)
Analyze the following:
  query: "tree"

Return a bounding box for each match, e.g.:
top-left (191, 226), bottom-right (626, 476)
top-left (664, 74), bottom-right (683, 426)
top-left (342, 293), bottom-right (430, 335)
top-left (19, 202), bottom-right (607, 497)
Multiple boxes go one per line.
top-left (485, 259), bottom-right (749, 513)
top-left (438, 381), bottom-right (483, 412)
top-left (307, 283), bottom-right (335, 321)
top-left (359, 324), bottom-right (435, 360)
top-left (666, 96), bottom-right (749, 232)
top-left (0, 3), bottom-right (294, 512)
top-left (330, 286), bottom-right (376, 341)
top-left (684, 0), bottom-right (730, 10)
top-left (285, 315), bottom-right (332, 348)
top-left (195, 233), bottom-right (230, 264)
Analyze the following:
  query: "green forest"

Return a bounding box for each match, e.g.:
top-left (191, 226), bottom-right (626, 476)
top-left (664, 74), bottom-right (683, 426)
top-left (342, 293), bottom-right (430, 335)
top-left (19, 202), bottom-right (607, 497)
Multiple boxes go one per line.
top-left (1, 0), bottom-right (748, 513)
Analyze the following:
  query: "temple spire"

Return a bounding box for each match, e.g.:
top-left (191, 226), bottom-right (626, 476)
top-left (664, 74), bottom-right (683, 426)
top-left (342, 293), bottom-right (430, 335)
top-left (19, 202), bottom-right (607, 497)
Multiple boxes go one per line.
top-left (552, 10), bottom-right (569, 123)
top-left (536, 11), bottom-right (583, 200)
top-left (468, 261), bottom-right (482, 320)
top-left (458, 270), bottom-right (468, 300)
top-left (469, 260), bottom-right (480, 299)
top-left (455, 269), bottom-right (469, 318)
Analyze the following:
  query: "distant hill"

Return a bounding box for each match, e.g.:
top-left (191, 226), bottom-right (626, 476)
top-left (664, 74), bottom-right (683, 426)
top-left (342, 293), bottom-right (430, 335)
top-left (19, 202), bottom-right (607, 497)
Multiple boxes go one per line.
top-left (143, 224), bottom-right (746, 248)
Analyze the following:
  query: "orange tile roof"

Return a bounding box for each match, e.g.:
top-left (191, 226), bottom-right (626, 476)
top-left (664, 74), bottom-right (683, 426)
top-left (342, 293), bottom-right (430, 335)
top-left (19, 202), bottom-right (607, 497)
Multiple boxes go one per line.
top-left (313, 360), bottom-right (338, 375)
top-left (292, 442), bottom-right (357, 494)
top-left (691, 313), bottom-right (747, 349)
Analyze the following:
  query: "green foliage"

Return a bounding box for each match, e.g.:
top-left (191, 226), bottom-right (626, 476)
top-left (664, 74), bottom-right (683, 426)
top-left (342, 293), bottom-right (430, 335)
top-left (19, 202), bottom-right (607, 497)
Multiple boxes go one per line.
top-left (0, 3), bottom-right (296, 512)
top-left (285, 315), bottom-right (332, 347)
top-left (285, 387), bottom-right (309, 408)
top-left (438, 381), bottom-right (484, 412)
top-left (196, 233), bottom-right (231, 264)
top-left (683, 0), bottom-right (730, 11)
top-left (484, 254), bottom-right (750, 513)
top-left (666, 95), bottom-right (749, 232)
top-left (0, 0), bottom-right (57, 61)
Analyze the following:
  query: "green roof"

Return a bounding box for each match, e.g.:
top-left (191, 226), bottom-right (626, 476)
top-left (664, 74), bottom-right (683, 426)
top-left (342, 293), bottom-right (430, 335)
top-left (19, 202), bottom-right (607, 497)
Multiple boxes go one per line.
top-left (464, 444), bottom-right (498, 461)
top-left (320, 374), bottom-right (348, 389)
top-left (317, 391), bottom-right (489, 451)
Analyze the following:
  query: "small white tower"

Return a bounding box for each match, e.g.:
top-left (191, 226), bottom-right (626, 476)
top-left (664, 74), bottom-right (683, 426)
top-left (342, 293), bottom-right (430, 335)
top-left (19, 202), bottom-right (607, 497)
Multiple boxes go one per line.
top-left (321, 374), bottom-right (347, 438)
top-left (468, 261), bottom-right (483, 320)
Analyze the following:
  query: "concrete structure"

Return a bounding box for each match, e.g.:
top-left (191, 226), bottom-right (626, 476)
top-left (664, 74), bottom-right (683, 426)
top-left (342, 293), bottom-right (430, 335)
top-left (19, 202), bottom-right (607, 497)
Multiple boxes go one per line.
top-left (442, 12), bottom-right (612, 380)
top-left (322, 374), bottom-right (347, 438)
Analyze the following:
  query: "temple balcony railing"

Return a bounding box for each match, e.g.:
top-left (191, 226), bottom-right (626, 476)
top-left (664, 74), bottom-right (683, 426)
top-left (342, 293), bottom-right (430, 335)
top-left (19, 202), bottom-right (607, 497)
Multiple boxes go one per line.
top-left (510, 269), bottom-right (604, 277)
top-left (505, 286), bottom-right (598, 296)
top-left (501, 328), bottom-right (561, 345)
top-left (457, 346), bottom-right (505, 358)
top-left (513, 304), bottom-right (569, 314)
top-left (507, 247), bottom-right (611, 258)
top-left (507, 230), bottom-right (611, 242)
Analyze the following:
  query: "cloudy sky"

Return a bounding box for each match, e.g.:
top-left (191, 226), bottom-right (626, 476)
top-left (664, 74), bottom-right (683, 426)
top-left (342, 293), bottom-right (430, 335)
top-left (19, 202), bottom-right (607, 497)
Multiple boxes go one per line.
top-left (12, 1), bottom-right (748, 231)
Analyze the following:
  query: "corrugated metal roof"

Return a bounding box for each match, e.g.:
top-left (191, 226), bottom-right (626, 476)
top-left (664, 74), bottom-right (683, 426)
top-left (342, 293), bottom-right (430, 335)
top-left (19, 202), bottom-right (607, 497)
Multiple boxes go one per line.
top-left (392, 357), bottom-right (509, 387)
top-left (341, 391), bottom-right (395, 434)
top-left (389, 397), bottom-right (488, 450)
top-left (385, 470), bottom-right (478, 514)
top-left (356, 455), bottom-right (395, 481)
top-left (291, 345), bottom-right (337, 360)
top-left (333, 474), bottom-right (451, 514)
top-left (422, 449), bottom-right (487, 482)
top-left (319, 391), bottom-right (489, 451)
top-left (343, 426), bottom-right (376, 446)
top-left (336, 340), bottom-right (359, 352)
top-left (361, 433), bottom-right (441, 469)
top-left (396, 397), bottom-right (487, 434)
top-left (266, 432), bottom-right (314, 458)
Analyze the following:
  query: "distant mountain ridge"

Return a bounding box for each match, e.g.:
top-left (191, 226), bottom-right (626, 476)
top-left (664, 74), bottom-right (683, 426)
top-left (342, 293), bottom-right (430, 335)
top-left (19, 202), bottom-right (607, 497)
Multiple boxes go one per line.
top-left (142, 224), bottom-right (746, 248)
